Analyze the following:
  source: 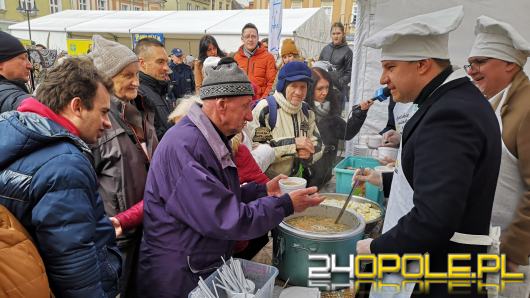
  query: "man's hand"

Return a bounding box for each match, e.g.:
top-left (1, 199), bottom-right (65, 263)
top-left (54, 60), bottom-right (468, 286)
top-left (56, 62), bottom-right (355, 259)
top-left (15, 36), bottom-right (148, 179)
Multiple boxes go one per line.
top-left (267, 174), bottom-right (288, 196)
top-left (109, 217), bottom-right (123, 238)
top-left (382, 130), bottom-right (400, 148)
top-left (356, 238), bottom-right (373, 254)
top-left (295, 137), bottom-right (314, 153)
top-left (353, 168), bottom-right (382, 187)
top-left (289, 187), bottom-right (325, 212)
top-left (297, 148), bottom-right (312, 160)
top-left (360, 99), bottom-right (374, 111)
top-left (378, 156), bottom-right (396, 167)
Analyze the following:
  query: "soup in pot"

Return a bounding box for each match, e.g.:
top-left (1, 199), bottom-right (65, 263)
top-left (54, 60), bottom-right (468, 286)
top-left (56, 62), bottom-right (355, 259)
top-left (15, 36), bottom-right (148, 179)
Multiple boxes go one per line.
top-left (286, 216), bottom-right (351, 233)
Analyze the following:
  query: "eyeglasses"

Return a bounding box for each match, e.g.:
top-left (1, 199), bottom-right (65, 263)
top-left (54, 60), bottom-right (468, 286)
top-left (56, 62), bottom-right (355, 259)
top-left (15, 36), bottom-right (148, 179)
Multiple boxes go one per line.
top-left (463, 58), bottom-right (491, 72)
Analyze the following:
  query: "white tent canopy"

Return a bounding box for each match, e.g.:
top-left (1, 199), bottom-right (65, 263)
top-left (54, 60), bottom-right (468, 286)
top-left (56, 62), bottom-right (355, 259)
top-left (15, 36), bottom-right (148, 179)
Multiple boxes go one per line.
top-left (9, 10), bottom-right (114, 50)
top-left (9, 8), bottom-right (330, 58)
top-left (348, 0), bottom-right (530, 154)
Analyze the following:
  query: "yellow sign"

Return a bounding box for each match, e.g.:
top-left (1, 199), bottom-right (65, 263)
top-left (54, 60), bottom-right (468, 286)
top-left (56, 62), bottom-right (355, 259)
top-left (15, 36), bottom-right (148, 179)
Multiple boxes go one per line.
top-left (18, 39), bottom-right (33, 48)
top-left (67, 39), bottom-right (93, 56)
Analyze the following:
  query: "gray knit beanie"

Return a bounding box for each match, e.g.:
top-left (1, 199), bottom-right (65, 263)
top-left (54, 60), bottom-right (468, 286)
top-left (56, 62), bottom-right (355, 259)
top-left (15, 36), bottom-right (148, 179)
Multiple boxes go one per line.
top-left (200, 57), bottom-right (254, 100)
top-left (89, 35), bottom-right (138, 78)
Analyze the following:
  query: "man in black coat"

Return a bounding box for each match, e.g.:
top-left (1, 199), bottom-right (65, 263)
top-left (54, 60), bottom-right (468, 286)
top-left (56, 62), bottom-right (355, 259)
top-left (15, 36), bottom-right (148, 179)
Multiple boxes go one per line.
top-left (0, 32), bottom-right (32, 113)
top-left (134, 37), bottom-right (174, 140)
top-left (356, 6), bottom-right (501, 297)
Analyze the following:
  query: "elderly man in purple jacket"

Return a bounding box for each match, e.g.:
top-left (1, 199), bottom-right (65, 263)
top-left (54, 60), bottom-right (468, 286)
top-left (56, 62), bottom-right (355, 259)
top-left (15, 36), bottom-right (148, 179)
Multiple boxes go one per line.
top-left (137, 57), bottom-right (325, 297)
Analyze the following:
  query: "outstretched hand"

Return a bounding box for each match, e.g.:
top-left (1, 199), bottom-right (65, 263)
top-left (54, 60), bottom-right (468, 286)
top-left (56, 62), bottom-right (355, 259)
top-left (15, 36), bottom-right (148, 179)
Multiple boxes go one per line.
top-left (267, 174), bottom-right (289, 196)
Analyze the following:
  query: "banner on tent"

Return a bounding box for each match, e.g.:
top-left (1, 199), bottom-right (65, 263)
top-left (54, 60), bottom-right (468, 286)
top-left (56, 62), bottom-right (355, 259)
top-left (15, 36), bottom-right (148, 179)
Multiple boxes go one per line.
top-left (18, 39), bottom-right (33, 48)
top-left (132, 33), bottom-right (165, 47)
top-left (67, 39), bottom-right (93, 56)
top-left (268, 0), bottom-right (282, 55)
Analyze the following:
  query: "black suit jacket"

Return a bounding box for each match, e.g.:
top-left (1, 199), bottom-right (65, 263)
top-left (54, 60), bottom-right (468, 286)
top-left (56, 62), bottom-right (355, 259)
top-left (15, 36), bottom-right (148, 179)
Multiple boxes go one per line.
top-left (371, 74), bottom-right (501, 296)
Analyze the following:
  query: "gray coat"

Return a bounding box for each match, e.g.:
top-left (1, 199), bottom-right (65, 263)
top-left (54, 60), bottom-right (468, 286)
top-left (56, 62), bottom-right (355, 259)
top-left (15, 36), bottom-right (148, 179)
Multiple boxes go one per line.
top-left (91, 95), bottom-right (158, 246)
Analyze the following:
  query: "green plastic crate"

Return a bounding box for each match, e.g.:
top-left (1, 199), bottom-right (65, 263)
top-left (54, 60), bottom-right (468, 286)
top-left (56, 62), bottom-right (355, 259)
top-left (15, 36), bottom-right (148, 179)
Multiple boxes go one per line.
top-left (333, 156), bottom-right (384, 204)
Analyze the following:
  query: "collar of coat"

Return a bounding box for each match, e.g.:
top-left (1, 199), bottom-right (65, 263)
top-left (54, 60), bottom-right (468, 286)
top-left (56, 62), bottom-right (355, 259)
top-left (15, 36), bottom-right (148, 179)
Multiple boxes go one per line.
top-left (492, 70), bottom-right (529, 114)
top-left (413, 66), bottom-right (453, 107)
top-left (187, 103), bottom-right (236, 169)
top-left (0, 74), bottom-right (30, 93)
top-left (139, 71), bottom-right (169, 94)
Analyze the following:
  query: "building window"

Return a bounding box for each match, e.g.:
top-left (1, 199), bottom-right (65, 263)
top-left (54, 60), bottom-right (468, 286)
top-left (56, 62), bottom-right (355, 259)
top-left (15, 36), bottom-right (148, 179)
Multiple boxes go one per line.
top-left (97, 0), bottom-right (108, 10)
top-left (78, 0), bottom-right (90, 10)
top-left (195, 5), bottom-right (199, 10)
top-left (120, 3), bottom-right (130, 10)
top-left (50, 0), bottom-right (61, 13)
top-left (187, 3), bottom-right (191, 10)
top-left (134, 6), bottom-right (141, 10)
top-left (291, 0), bottom-right (302, 9)
top-left (0, 0), bottom-right (5, 10)
top-left (218, 2), bottom-right (222, 9)
top-left (226, 3), bottom-right (229, 9)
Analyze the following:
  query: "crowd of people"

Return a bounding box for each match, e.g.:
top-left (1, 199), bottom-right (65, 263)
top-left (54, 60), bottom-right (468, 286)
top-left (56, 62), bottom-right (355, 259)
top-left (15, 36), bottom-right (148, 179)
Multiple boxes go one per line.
top-left (0, 7), bottom-right (529, 298)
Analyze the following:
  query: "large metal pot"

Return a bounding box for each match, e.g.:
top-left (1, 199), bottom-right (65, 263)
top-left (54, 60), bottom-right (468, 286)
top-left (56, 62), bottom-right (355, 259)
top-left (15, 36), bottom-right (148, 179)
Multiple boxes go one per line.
top-left (272, 204), bottom-right (365, 286)
top-left (320, 193), bottom-right (384, 239)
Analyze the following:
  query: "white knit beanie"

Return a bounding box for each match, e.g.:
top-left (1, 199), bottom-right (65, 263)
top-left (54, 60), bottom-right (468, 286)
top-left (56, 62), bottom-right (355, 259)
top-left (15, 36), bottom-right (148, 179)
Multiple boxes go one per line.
top-left (89, 35), bottom-right (138, 78)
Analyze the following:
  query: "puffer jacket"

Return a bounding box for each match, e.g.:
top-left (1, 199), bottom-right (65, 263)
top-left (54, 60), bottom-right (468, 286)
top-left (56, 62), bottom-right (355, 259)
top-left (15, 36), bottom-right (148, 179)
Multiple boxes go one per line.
top-left (318, 42), bottom-right (353, 94)
top-left (248, 91), bottom-right (324, 177)
top-left (0, 204), bottom-right (51, 298)
top-left (92, 95), bottom-right (158, 248)
top-left (139, 72), bottom-right (174, 140)
top-left (0, 111), bottom-right (121, 298)
top-left (0, 75), bottom-right (30, 113)
top-left (234, 44), bottom-right (277, 99)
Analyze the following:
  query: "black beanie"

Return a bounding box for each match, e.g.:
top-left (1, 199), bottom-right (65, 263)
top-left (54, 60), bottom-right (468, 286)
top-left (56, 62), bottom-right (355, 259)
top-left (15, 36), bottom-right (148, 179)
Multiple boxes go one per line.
top-left (0, 32), bottom-right (27, 63)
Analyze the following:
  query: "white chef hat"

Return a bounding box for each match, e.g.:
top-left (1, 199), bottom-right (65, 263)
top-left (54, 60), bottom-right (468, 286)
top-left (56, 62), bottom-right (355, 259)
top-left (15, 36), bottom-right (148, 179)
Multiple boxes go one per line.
top-left (469, 16), bottom-right (530, 66)
top-left (364, 6), bottom-right (464, 61)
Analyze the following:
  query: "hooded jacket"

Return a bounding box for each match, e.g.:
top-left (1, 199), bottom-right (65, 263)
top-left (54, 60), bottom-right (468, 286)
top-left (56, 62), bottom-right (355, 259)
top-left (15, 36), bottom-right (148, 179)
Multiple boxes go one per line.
top-left (0, 102), bottom-right (121, 298)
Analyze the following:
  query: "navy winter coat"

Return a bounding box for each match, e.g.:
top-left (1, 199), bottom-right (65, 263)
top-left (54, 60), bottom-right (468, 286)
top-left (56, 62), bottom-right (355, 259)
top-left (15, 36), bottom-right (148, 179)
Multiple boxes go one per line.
top-left (0, 111), bottom-right (122, 298)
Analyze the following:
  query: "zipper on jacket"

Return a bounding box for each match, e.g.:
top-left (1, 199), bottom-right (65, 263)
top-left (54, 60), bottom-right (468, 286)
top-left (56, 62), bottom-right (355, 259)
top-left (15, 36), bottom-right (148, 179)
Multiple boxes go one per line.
top-left (292, 114), bottom-right (299, 137)
top-left (247, 57), bottom-right (251, 75)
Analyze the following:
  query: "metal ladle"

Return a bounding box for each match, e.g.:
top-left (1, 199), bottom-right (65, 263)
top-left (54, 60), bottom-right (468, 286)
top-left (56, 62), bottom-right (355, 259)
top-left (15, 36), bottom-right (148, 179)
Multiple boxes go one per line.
top-left (335, 168), bottom-right (364, 224)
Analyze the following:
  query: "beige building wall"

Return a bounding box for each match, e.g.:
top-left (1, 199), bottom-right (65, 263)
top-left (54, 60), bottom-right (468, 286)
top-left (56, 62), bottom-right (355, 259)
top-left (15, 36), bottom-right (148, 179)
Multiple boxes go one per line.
top-left (0, 0), bottom-right (74, 31)
top-left (164, 0), bottom-right (231, 10)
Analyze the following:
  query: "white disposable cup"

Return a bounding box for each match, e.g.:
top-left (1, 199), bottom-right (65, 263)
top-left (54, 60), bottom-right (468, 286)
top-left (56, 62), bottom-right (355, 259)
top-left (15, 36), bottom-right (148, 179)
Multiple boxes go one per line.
top-left (353, 144), bottom-right (369, 156)
top-left (367, 135), bottom-right (383, 149)
top-left (375, 165), bottom-right (395, 174)
top-left (279, 177), bottom-right (307, 194)
top-left (378, 147), bottom-right (398, 160)
top-left (359, 135), bottom-right (369, 145)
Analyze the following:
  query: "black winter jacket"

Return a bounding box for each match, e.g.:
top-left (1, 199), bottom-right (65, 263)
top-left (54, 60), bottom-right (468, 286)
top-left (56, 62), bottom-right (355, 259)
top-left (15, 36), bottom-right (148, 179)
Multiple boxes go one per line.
top-left (318, 43), bottom-right (353, 94)
top-left (306, 88), bottom-right (367, 187)
top-left (0, 75), bottom-right (30, 113)
top-left (139, 72), bottom-right (174, 140)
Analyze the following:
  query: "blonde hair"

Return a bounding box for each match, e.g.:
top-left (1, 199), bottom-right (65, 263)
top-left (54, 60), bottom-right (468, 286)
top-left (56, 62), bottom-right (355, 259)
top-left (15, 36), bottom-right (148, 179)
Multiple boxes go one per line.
top-left (168, 95), bottom-right (203, 124)
top-left (230, 132), bottom-right (243, 155)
